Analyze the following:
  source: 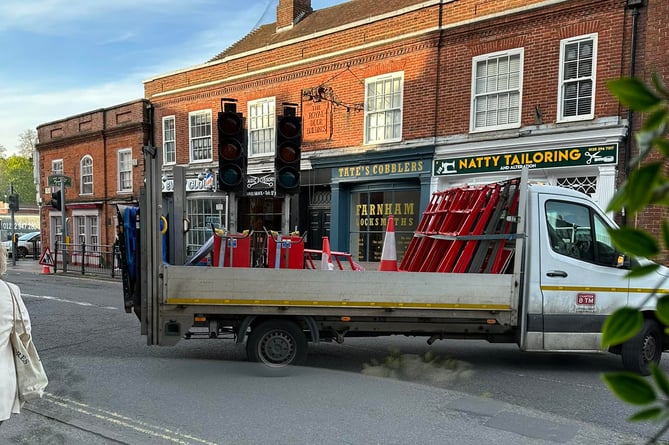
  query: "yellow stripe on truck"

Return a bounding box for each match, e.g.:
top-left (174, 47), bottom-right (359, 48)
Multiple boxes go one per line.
top-left (165, 298), bottom-right (512, 310)
top-left (541, 285), bottom-right (669, 294)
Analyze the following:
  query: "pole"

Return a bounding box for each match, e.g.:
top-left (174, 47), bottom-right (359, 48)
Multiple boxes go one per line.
top-left (10, 183), bottom-right (15, 266)
top-left (60, 175), bottom-right (68, 272)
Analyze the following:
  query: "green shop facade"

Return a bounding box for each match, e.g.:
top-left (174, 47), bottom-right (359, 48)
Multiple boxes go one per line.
top-left (309, 147), bottom-right (434, 264)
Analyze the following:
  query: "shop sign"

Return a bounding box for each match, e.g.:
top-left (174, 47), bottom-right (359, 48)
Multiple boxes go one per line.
top-left (246, 174), bottom-right (275, 197)
top-left (434, 144), bottom-right (618, 176)
top-left (334, 160), bottom-right (428, 179)
top-left (303, 101), bottom-right (329, 141)
top-left (161, 176), bottom-right (216, 192)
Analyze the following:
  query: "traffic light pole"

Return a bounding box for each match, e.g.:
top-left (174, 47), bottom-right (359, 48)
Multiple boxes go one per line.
top-left (10, 183), bottom-right (15, 266)
top-left (59, 177), bottom-right (68, 273)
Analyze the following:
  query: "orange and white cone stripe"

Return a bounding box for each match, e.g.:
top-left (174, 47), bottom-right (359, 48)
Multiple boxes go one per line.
top-left (321, 236), bottom-right (335, 271)
top-left (379, 215), bottom-right (398, 271)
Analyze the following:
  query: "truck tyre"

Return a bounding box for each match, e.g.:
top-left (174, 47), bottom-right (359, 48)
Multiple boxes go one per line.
top-left (621, 319), bottom-right (662, 376)
top-left (246, 319), bottom-right (307, 367)
top-left (17, 247), bottom-right (28, 258)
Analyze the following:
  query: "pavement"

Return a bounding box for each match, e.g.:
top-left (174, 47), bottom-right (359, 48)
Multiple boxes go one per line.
top-left (0, 259), bottom-right (661, 445)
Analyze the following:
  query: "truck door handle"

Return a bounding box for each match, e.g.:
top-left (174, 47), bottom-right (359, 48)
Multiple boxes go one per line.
top-left (546, 270), bottom-right (568, 278)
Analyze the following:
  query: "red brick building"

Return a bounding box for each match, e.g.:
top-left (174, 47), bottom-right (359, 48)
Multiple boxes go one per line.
top-left (145, 0), bottom-right (636, 263)
top-left (36, 100), bottom-right (151, 253)
top-left (35, 0), bottom-right (667, 264)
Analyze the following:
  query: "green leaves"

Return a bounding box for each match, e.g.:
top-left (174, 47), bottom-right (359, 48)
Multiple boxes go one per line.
top-left (603, 74), bottom-right (669, 436)
top-left (656, 295), bottom-right (669, 327)
top-left (609, 227), bottom-right (659, 258)
top-left (603, 364), bottom-right (669, 424)
top-left (607, 78), bottom-right (662, 111)
top-left (603, 372), bottom-right (656, 405)
top-left (601, 307), bottom-right (643, 348)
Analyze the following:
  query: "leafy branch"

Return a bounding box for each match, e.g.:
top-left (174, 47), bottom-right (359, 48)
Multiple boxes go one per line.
top-left (603, 75), bottom-right (669, 444)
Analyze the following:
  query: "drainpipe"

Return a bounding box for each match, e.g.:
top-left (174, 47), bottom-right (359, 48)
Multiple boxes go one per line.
top-left (623, 0), bottom-right (642, 226)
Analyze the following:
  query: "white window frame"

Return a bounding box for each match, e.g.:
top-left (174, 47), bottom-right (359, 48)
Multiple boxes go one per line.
top-left (80, 155), bottom-right (93, 195)
top-left (364, 72), bottom-right (404, 145)
top-left (188, 110), bottom-right (212, 163)
top-left (163, 115), bottom-right (176, 165)
top-left (558, 33), bottom-right (597, 122)
top-left (118, 148), bottom-right (133, 193)
top-left (248, 97), bottom-right (276, 158)
top-left (470, 49), bottom-right (523, 132)
top-left (52, 159), bottom-right (63, 176)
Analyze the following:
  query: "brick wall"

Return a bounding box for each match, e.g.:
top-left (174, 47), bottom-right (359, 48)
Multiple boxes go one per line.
top-left (36, 99), bottom-right (149, 248)
top-left (630, 0), bottom-right (669, 262)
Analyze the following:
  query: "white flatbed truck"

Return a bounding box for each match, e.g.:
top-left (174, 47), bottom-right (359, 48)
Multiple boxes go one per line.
top-left (117, 151), bottom-right (668, 374)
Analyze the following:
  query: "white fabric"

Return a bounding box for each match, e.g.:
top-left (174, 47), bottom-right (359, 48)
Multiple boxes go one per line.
top-left (0, 281), bottom-right (28, 421)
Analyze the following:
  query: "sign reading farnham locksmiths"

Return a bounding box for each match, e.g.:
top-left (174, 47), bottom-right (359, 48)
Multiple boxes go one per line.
top-left (434, 144), bottom-right (617, 176)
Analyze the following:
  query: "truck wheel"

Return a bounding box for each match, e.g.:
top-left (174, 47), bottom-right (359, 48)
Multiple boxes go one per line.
top-left (621, 319), bottom-right (662, 376)
top-left (17, 247), bottom-right (28, 258)
top-left (246, 320), bottom-right (307, 367)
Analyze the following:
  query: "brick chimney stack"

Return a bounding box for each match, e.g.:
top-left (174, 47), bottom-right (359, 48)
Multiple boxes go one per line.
top-left (277, 0), bottom-right (312, 32)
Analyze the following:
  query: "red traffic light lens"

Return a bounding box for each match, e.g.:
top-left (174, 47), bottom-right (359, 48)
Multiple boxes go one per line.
top-left (278, 117), bottom-right (301, 139)
top-left (277, 144), bottom-right (298, 163)
top-left (219, 141), bottom-right (242, 161)
top-left (218, 112), bottom-right (243, 136)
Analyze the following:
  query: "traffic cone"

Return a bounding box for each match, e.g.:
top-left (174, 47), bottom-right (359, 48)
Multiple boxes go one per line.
top-left (379, 215), bottom-right (398, 271)
top-left (41, 264), bottom-right (51, 274)
top-left (321, 236), bottom-right (334, 271)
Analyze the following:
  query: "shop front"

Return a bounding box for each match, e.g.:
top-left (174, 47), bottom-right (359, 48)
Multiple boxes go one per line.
top-left (323, 147), bottom-right (434, 265)
top-left (433, 125), bottom-right (627, 214)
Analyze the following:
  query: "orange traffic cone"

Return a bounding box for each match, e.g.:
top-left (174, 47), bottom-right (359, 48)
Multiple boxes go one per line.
top-left (379, 215), bottom-right (398, 271)
top-left (41, 264), bottom-right (51, 274)
top-left (321, 236), bottom-right (334, 271)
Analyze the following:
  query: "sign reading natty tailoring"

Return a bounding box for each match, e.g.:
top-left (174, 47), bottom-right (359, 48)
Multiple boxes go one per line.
top-left (434, 144), bottom-right (618, 176)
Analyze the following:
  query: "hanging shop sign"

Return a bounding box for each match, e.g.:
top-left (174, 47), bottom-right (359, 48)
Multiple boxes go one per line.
top-left (433, 144), bottom-right (618, 176)
top-left (246, 174), bottom-right (275, 197)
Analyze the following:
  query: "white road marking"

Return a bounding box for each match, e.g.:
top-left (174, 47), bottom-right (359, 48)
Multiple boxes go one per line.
top-left (44, 393), bottom-right (219, 445)
top-left (22, 293), bottom-right (120, 310)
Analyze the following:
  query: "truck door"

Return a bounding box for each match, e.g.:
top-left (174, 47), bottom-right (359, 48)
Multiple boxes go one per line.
top-left (537, 194), bottom-right (629, 351)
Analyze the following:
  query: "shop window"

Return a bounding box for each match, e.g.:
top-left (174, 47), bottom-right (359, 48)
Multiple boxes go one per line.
top-left (350, 186), bottom-right (419, 262)
top-left (556, 176), bottom-right (597, 196)
top-left (185, 196), bottom-right (228, 261)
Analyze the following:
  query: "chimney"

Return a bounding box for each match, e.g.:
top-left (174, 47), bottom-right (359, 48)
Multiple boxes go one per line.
top-left (277, 0), bottom-right (312, 32)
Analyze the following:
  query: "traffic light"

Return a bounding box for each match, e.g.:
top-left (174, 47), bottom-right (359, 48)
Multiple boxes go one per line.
top-left (8, 194), bottom-right (19, 212)
top-left (217, 110), bottom-right (246, 193)
top-left (51, 189), bottom-right (63, 210)
top-left (275, 112), bottom-right (302, 195)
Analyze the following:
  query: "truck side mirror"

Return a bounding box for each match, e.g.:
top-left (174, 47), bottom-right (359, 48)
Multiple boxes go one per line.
top-left (616, 254), bottom-right (631, 269)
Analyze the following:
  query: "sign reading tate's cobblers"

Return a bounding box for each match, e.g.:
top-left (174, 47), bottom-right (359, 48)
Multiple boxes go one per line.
top-left (434, 144), bottom-right (618, 176)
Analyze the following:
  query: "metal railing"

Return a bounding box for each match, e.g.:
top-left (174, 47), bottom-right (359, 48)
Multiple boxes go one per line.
top-left (53, 241), bottom-right (121, 279)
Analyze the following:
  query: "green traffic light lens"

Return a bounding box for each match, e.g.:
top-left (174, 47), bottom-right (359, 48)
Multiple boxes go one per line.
top-left (219, 167), bottom-right (243, 187)
top-left (277, 168), bottom-right (299, 189)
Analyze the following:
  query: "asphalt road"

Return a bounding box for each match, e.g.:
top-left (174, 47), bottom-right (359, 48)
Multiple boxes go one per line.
top-left (0, 261), bottom-right (663, 444)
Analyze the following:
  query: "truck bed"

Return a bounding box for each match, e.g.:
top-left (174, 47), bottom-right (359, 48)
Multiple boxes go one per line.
top-left (162, 266), bottom-right (518, 320)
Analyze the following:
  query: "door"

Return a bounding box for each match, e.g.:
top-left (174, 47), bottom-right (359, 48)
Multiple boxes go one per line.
top-left (538, 193), bottom-right (629, 351)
